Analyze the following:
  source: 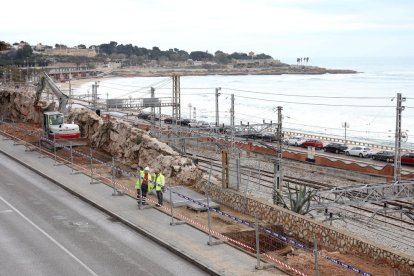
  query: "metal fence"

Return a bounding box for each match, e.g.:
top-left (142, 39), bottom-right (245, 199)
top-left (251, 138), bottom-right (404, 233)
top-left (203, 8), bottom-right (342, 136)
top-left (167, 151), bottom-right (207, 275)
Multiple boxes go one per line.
top-left (0, 119), bottom-right (407, 276)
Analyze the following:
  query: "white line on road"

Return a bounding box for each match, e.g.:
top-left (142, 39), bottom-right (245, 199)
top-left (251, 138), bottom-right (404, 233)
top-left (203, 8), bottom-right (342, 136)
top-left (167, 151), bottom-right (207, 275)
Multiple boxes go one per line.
top-left (0, 209), bottom-right (13, 213)
top-left (0, 196), bottom-right (98, 276)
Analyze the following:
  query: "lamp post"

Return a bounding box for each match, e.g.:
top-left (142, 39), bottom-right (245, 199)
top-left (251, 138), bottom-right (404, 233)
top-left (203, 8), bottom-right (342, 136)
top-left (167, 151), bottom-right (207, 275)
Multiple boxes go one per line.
top-left (342, 122), bottom-right (350, 145)
top-left (25, 58), bottom-right (29, 83)
top-left (215, 87), bottom-right (221, 127)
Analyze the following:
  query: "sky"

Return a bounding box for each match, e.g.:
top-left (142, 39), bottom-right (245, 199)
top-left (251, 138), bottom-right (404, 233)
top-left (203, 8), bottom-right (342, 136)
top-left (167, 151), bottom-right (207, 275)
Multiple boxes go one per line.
top-left (1, 0), bottom-right (414, 59)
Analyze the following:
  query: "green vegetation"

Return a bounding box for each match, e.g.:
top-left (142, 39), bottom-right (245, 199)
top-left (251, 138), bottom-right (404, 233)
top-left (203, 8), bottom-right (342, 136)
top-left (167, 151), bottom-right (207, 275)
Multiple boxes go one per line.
top-left (275, 184), bottom-right (316, 215)
top-left (135, 134), bottom-right (143, 145)
top-left (0, 41), bottom-right (11, 51)
top-left (0, 39), bottom-right (274, 68)
top-left (93, 41), bottom-right (273, 64)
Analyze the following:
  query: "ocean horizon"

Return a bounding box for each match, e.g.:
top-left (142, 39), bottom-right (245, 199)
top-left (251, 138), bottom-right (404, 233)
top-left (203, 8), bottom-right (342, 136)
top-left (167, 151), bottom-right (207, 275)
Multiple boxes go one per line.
top-left (74, 56), bottom-right (414, 148)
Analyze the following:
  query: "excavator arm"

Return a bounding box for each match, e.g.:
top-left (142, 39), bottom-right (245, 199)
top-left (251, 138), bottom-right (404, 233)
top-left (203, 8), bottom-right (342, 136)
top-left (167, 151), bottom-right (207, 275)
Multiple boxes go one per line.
top-left (34, 72), bottom-right (69, 114)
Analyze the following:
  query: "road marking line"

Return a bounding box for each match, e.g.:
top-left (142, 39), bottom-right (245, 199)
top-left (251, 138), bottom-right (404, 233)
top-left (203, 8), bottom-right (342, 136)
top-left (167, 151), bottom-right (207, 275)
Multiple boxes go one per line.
top-left (0, 196), bottom-right (98, 276)
top-left (0, 209), bottom-right (13, 213)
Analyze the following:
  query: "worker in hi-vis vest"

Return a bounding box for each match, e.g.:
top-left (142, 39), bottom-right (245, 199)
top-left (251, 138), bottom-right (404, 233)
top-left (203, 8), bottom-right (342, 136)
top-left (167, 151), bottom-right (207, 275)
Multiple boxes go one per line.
top-left (153, 168), bottom-right (165, 207)
top-left (135, 166), bottom-right (152, 205)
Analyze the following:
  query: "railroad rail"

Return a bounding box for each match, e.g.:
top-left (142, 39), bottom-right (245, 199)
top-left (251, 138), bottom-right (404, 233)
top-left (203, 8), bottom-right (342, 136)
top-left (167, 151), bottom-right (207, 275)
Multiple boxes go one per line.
top-left (191, 152), bottom-right (414, 228)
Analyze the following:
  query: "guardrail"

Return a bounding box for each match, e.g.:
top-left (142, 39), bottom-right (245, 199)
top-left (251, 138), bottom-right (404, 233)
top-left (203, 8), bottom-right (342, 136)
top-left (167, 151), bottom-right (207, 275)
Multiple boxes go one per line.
top-left (283, 130), bottom-right (413, 153)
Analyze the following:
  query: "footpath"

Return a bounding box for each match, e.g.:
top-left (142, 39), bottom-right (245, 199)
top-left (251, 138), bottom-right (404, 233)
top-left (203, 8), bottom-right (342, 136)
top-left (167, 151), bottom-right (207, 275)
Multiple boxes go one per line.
top-left (0, 135), bottom-right (287, 276)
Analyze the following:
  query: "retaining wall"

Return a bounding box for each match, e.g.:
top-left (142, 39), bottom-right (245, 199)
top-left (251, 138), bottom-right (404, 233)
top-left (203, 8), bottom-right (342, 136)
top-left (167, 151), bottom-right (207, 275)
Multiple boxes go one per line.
top-left (194, 181), bottom-right (414, 274)
top-left (217, 139), bottom-right (414, 180)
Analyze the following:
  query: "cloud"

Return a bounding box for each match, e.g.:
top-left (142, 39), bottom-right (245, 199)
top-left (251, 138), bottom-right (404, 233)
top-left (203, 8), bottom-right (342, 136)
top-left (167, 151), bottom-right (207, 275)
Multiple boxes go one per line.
top-left (1, 0), bottom-right (413, 57)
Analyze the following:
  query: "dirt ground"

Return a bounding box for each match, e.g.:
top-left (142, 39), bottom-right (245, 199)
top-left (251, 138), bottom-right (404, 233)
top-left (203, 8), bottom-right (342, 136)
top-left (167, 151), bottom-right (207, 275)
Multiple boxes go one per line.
top-left (0, 122), bottom-right (404, 275)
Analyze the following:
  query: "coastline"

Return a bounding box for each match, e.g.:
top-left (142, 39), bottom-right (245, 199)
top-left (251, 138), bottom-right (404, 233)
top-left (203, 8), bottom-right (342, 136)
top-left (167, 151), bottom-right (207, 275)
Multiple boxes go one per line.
top-left (108, 65), bottom-right (358, 78)
top-left (61, 64), bottom-right (358, 90)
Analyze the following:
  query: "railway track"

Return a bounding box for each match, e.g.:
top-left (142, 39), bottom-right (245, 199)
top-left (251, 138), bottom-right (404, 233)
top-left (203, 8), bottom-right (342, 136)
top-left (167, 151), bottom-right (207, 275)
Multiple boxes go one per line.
top-left (191, 152), bottom-right (414, 228)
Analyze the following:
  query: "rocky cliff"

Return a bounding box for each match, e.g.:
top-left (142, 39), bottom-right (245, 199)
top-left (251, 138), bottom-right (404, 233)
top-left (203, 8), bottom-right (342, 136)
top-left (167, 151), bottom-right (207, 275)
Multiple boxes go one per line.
top-left (67, 109), bottom-right (205, 185)
top-left (0, 84), bottom-right (58, 123)
top-left (0, 87), bottom-right (207, 186)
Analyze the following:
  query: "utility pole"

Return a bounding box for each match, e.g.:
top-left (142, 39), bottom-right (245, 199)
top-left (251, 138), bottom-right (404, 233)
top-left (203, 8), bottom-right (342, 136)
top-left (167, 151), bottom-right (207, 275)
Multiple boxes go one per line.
top-left (68, 76), bottom-right (72, 113)
top-left (172, 75), bottom-right (181, 148)
top-left (26, 58), bottom-right (29, 83)
top-left (342, 122), bottom-right (349, 145)
top-left (273, 106), bottom-right (283, 205)
top-left (215, 87), bottom-right (221, 127)
top-left (314, 235), bottom-right (320, 276)
top-left (394, 93), bottom-right (405, 185)
top-left (188, 103), bottom-right (192, 120)
top-left (106, 92), bottom-right (109, 111)
top-left (91, 81), bottom-right (99, 110)
top-left (172, 75), bottom-right (181, 122)
top-left (91, 84), bottom-right (95, 108)
top-left (150, 87), bottom-right (155, 126)
top-left (230, 94), bottom-right (235, 153)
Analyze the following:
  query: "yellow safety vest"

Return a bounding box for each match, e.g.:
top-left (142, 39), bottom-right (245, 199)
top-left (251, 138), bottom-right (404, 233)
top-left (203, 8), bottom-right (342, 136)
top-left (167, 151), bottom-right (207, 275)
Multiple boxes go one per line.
top-left (153, 173), bottom-right (165, 191)
top-left (135, 170), bottom-right (153, 190)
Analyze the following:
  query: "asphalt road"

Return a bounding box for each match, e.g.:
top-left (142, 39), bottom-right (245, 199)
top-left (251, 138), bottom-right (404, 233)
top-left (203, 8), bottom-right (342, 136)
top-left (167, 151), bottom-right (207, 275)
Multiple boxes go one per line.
top-left (0, 153), bottom-right (208, 276)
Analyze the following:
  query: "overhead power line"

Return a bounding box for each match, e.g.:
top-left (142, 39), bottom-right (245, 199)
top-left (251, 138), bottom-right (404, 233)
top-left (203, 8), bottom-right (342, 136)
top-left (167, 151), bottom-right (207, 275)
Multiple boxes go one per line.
top-left (103, 82), bottom-right (152, 88)
top-left (225, 94), bottom-right (394, 108)
top-left (222, 87), bottom-right (393, 100)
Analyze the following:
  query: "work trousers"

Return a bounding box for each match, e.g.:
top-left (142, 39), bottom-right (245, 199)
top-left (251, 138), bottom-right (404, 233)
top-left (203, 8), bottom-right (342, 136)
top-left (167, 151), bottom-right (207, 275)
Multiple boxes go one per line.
top-left (156, 190), bottom-right (163, 205)
top-left (137, 184), bottom-right (148, 204)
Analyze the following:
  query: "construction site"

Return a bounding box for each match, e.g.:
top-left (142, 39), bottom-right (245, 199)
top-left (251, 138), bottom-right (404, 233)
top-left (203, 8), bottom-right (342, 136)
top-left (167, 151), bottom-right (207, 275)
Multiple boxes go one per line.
top-left (0, 73), bottom-right (414, 276)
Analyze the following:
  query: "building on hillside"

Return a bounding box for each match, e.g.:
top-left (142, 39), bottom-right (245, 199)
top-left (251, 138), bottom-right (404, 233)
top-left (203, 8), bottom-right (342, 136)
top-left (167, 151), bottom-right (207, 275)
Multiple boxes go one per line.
top-left (44, 47), bottom-right (97, 57)
top-left (12, 41), bottom-right (30, 50)
top-left (231, 58), bottom-right (282, 68)
top-left (33, 43), bottom-right (51, 52)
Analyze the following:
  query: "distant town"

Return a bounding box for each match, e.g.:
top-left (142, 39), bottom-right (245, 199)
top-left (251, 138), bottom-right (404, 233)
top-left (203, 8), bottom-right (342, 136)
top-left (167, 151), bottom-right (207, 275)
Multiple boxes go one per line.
top-left (0, 40), bottom-right (356, 80)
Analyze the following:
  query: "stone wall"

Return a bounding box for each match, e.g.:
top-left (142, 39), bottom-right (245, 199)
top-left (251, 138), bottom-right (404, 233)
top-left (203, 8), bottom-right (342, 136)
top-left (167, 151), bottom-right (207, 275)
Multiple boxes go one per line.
top-left (199, 138), bottom-right (414, 180)
top-left (194, 181), bottom-right (414, 274)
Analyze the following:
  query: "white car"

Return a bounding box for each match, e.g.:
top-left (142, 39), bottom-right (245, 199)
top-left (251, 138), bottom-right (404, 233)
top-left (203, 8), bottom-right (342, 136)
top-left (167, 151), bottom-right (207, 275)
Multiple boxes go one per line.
top-left (287, 136), bottom-right (306, 146)
top-left (197, 121), bottom-right (210, 129)
top-left (188, 120), bottom-right (198, 128)
top-left (345, 147), bottom-right (373, 158)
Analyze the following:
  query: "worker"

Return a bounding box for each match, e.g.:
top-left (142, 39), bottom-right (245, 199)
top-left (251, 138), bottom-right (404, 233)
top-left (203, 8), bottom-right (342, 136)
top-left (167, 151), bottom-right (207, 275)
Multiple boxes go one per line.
top-left (137, 166), bottom-right (144, 175)
top-left (135, 166), bottom-right (152, 205)
top-left (153, 168), bottom-right (165, 207)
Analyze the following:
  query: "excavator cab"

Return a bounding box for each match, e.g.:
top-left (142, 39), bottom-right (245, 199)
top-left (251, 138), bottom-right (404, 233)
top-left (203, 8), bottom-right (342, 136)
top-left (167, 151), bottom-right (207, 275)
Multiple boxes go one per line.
top-left (43, 112), bottom-right (63, 136)
top-left (43, 111), bottom-right (80, 140)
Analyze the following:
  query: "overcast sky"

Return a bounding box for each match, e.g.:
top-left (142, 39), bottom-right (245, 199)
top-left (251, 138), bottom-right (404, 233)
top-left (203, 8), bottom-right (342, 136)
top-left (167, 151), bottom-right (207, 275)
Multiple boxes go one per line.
top-left (1, 0), bottom-right (413, 58)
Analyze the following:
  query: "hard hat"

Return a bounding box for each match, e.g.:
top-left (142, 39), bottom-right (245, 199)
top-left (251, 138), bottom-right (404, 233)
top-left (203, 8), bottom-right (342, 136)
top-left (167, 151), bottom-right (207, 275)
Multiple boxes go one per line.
top-left (144, 167), bottom-right (150, 171)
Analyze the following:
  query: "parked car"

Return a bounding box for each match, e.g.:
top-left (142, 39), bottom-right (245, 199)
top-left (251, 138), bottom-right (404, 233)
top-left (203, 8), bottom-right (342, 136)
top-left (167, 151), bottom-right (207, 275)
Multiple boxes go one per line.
top-left (401, 152), bottom-right (414, 166)
top-left (371, 151), bottom-right (394, 162)
top-left (302, 139), bottom-right (323, 149)
top-left (261, 132), bottom-right (277, 142)
top-left (345, 147), bottom-right (373, 158)
top-left (188, 120), bottom-right (199, 128)
top-left (179, 119), bottom-right (191, 127)
top-left (287, 136), bottom-right (306, 146)
top-left (198, 121), bottom-right (210, 129)
top-left (137, 112), bottom-right (151, 120)
top-left (323, 143), bottom-right (348, 154)
top-left (164, 117), bottom-right (173, 124)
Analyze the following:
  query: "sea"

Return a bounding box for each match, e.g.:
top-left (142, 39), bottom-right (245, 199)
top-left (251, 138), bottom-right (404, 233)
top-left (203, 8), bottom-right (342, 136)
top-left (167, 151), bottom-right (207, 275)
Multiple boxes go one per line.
top-left (74, 56), bottom-right (414, 148)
